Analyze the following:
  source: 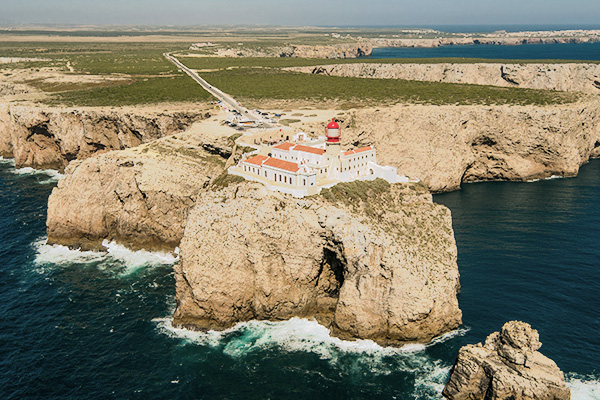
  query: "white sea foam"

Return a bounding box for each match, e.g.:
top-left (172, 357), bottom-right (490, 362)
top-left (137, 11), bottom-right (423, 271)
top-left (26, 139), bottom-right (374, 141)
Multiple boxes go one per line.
top-left (33, 238), bottom-right (178, 276)
top-left (414, 361), bottom-right (452, 399)
top-left (101, 240), bottom-right (178, 275)
top-left (567, 373), bottom-right (600, 400)
top-left (34, 238), bottom-right (106, 265)
top-left (154, 316), bottom-right (456, 397)
top-left (154, 317), bottom-right (414, 358)
top-left (0, 157), bottom-right (15, 165)
top-left (12, 166), bottom-right (65, 183)
top-left (528, 175), bottom-right (566, 183)
top-left (427, 326), bottom-right (470, 347)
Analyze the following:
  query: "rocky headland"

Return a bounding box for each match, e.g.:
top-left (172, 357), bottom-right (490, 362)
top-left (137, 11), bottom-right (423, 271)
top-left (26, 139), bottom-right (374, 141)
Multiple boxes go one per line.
top-left (174, 180), bottom-right (461, 345)
top-left (0, 103), bottom-right (210, 170)
top-left (289, 63), bottom-right (600, 94)
top-left (46, 145), bottom-right (463, 345)
top-left (443, 321), bottom-right (570, 400)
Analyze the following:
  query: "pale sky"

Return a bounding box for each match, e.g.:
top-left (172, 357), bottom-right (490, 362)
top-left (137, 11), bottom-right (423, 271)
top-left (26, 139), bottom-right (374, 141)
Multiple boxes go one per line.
top-left (1, 0), bottom-right (599, 27)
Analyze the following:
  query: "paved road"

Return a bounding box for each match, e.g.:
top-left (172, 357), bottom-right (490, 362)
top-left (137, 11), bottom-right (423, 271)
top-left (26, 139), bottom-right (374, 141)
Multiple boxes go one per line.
top-left (164, 53), bottom-right (271, 127)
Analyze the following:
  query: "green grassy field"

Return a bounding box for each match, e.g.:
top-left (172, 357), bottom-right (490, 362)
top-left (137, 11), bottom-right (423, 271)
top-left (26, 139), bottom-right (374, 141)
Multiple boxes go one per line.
top-left (200, 68), bottom-right (576, 107)
top-left (46, 75), bottom-right (213, 106)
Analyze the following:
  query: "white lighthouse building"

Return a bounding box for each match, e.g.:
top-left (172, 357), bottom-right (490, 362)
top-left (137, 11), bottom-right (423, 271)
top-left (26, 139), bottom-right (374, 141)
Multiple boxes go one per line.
top-left (228, 118), bottom-right (410, 197)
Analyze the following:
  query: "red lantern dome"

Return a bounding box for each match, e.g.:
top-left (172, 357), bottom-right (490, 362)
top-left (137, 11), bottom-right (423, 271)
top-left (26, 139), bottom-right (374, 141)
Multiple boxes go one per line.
top-left (326, 118), bottom-right (340, 143)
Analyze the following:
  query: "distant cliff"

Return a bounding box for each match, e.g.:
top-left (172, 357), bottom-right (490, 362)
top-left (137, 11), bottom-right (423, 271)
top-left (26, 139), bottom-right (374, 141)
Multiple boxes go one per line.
top-left (372, 34), bottom-right (600, 48)
top-left (288, 62), bottom-right (600, 94)
top-left (0, 103), bottom-right (209, 170)
top-left (213, 42), bottom-right (373, 59)
top-left (174, 180), bottom-right (461, 345)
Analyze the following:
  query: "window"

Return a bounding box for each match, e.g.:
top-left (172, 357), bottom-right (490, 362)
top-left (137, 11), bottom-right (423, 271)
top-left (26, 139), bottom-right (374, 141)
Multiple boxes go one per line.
top-left (303, 179), bottom-right (306, 186)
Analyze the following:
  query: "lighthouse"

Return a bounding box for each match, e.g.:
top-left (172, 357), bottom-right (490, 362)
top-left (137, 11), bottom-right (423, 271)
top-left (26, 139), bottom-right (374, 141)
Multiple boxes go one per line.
top-left (325, 118), bottom-right (341, 156)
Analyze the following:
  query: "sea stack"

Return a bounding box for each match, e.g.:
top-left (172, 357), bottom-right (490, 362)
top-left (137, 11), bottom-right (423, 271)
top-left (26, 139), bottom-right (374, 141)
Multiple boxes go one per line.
top-left (443, 321), bottom-right (570, 400)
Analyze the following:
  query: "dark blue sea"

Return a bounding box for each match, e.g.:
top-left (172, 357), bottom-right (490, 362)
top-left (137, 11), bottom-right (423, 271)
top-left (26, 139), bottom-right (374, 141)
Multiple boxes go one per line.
top-left (368, 42), bottom-right (600, 61)
top-left (1, 152), bottom-right (599, 399)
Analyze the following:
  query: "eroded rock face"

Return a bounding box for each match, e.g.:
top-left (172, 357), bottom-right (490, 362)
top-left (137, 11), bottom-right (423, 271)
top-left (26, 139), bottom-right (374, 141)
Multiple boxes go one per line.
top-left (174, 181), bottom-right (462, 345)
top-left (0, 103), bottom-right (13, 157)
top-left (212, 42), bottom-right (373, 58)
top-left (288, 63), bottom-right (600, 94)
top-left (46, 134), bottom-right (227, 251)
top-left (0, 104), bottom-right (209, 170)
top-left (443, 321), bottom-right (570, 400)
top-left (334, 101), bottom-right (600, 192)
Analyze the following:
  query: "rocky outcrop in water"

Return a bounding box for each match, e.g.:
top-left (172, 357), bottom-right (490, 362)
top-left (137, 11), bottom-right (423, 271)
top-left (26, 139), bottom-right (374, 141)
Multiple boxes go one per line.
top-left (46, 133), bottom-right (228, 251)
top-left (443, 321), bottom-right (570, 400)
top-left (0, 104), bottom-right (209, 170)
top-left (288, 63), bottom-right (600, 94)
top-left (326, 100), bottom-right (600, 192)
top-left (173, 180), bottom-right (462, 345)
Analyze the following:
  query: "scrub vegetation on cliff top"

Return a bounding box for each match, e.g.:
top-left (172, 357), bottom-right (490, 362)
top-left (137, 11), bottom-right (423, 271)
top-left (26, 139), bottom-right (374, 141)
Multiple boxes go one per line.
top-left (0, 41), bottom-right (579, 107)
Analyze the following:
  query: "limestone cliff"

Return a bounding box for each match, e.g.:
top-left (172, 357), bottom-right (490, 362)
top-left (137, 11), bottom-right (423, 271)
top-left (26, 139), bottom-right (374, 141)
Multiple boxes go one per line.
top-left (212, 42), bottom-right (373, 59)
top-left (443, 321), bottom-right (570, 400)
top-left (288, 63), bottom-right (600, 94)
top-left (0, 103), bottom-right (210, 170)
top-left (0, 103), bottom-right (12, 158)
top-left (323, 100), bottom-right (600, 192)
top-left (46, 133), bottom-right (228, 251)
top-left (173, 180), bottom-right (462, 345)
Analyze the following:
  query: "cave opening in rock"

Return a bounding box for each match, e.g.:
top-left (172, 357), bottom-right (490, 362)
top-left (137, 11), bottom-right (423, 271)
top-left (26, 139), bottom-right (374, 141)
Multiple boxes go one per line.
top-left (26, 124), bottom-right (52, 140)
top-left (320, 248), bottom-right (346, 297)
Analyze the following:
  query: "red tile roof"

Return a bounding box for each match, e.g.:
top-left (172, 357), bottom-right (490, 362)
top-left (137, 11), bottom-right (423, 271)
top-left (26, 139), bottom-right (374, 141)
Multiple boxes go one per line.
top-left (273, 142), bottom-right (295, 151)
top-left (292, 144), bottom-right (325, 155)
top-left (245, 155), bottom-right (269, 166)
top-left (263, 158), bottom-right (300, 173)
top-left (344, 146), bottom-right (372, 156)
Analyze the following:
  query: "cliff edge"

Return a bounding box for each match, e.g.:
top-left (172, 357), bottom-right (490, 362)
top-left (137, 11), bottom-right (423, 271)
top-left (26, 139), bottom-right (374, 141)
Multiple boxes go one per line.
top-left (46, 133), bottom-right (228, 251)
top-left (443, 321), bottom-right (570, 400)
top-left (174, 180), bottom-right (462, 345)
top-left (0, 103), bottom-right (209, 170)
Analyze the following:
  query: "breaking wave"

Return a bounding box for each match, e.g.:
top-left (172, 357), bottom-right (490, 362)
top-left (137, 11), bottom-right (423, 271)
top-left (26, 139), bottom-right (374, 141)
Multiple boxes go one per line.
top-left (34, 237), bottom-right (178, 276)
top-left (13, 166), bottom-right (65, 183)
top-left (154, 316), bottom-right (460, 398)
top-left (528, 174), bottom-right (566, 183)
top-left (567, 373), bottom-right (600, 400)
top-left (0, 156), bottom-right (15, 165)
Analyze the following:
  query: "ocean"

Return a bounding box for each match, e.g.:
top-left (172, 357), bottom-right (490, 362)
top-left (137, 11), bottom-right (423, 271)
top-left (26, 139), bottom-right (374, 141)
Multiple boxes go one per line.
top-left (1, 155), bottom-right (599, 399)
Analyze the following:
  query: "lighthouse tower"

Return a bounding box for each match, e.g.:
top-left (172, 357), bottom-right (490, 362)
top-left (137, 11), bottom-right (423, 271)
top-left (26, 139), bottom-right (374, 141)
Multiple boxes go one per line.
top-left (325, 118), bottom-right (341, 156)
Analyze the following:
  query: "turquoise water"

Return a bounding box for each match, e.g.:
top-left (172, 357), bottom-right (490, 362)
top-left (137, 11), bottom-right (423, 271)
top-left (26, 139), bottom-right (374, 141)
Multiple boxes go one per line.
top-left (0, 155), bottom-right (599, 399)
top-left (368, 42), bottom-right (600, 61)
